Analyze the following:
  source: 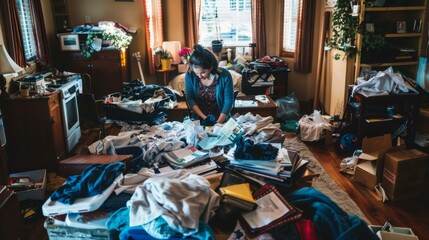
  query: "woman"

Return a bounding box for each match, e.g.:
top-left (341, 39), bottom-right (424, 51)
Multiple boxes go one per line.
top-left (185, 44), bottom-right (234, 125)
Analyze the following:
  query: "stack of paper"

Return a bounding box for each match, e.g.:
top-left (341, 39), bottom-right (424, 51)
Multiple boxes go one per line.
top-left (226, 145), bottom-right (309, 187)
top-left (162, 145), bottom-right (209, 169)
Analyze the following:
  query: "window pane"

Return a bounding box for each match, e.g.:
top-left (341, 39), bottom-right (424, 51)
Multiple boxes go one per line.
top-left (283, 0), bottom-right (299, 52)
top-left (16, 0), bottom-right (37, 61)
top-left (199, 0), bottom-right (252, 47)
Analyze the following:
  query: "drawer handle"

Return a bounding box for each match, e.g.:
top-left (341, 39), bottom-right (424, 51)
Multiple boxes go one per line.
top-left (54, 99), bottom-right (57, 104)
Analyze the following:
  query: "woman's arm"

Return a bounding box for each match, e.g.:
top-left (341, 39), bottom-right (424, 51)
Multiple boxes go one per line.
top-left (218, 71), bottom-right (234, 122)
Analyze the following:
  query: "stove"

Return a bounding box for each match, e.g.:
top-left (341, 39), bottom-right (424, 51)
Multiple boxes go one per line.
top-left (45, 73), bottom-right (83, 153)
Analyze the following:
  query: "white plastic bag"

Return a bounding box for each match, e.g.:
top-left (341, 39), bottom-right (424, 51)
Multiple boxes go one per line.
top-left (299, 110), bottom-right (333, 142)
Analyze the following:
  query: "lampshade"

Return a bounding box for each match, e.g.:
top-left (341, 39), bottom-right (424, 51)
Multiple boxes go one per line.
top-left (162, 41), bottom-right (181, 64)
top-left (0, 44), bottom-right (23, 74)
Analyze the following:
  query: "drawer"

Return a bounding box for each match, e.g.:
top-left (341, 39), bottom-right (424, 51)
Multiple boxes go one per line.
top-left (91, 50), bottom-right (121, 60)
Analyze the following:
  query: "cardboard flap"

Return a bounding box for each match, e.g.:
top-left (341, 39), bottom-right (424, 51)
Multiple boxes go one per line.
top-left (361, 134), bottom-right (392, 159)
top-left (359, 153), bottom-right (378, 161)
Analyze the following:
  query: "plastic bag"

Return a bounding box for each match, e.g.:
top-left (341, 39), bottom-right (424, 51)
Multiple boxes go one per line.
top-left (276, 92), bottom-right (300, 121)
top-left (276, 92), bottom-right (300, 132)
top-left (298, 110), bottom-right (333, 142)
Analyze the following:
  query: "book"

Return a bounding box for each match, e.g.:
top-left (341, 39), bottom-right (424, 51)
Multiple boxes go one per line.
top-left (162, 145), bottom-right (209, 169)
top-left (239, 184), bottom-right (302, 238)
top-left (219, 183), bottom-right (257, 211)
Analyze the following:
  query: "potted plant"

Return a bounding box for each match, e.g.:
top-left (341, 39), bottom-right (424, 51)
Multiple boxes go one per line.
top-left (81, 28), bottom-right (132, 58)
top-left (157, 49), bottom-right (172, 70)
top-left (327, 0), bottom-right (361, 60)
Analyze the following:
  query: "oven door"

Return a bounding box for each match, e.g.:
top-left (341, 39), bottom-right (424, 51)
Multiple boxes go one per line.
top-left (61, 88), bottom-right (81, 152)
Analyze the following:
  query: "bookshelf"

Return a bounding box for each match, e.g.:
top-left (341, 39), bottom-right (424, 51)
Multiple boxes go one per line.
top-left (51, 0), bottom-right (71, 33)
top-left (353, 0), bottom-right (428, 81)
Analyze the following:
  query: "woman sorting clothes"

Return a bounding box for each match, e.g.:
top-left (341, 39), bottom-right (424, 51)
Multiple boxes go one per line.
top-left (185, 44), bottom-right (234, 126)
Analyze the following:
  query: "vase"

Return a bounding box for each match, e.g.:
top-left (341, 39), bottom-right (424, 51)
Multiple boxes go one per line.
top-left (161, 59), bottom-right (171, 70)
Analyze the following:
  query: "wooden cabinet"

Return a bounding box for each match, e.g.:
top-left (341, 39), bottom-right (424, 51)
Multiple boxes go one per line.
top-left (59, 49), bottom-right (130, 99)
top-left (0, 91), bottom-right (65, 173)
top-left (354, 0), bottom-right (428, 80)
top-left (347, 89), bottom-right (420, 146)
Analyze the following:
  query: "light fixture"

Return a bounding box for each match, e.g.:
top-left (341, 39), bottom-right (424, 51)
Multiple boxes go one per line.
top-left (0, 45), bottom-right (23, 98)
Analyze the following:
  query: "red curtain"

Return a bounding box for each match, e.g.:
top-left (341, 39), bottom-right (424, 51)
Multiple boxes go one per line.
top-left (30, 0), bottom-right (51, 65)
top-left (183, 0), bottom-right (200, 48)
top-left (251, 0), bottom-right (267, 59)
top-left (294, 0), bottom-right (316, 73)
top-left (1, 0), bottom-right (26, 67)
top-left (143, 0), bottom-right (164, 74)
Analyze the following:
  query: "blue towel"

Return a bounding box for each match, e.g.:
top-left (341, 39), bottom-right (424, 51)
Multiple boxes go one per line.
top-left (286, 187), bottom-right (378, 240)
top-left (51, 162), bottom-right (125, 204)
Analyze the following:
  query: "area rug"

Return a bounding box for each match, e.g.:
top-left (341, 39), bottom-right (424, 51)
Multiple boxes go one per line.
top-left (284, 136), bottom-right (370, 223)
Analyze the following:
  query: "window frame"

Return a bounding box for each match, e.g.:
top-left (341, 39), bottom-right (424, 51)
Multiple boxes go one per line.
top-left (16, 0), bottom-right (37, 62)
top-left (281, 0), bottom-right (300, 58)
top-left (198, 0), bottom-right (252, 48)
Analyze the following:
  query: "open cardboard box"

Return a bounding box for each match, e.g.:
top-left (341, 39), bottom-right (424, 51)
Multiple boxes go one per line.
top-left (369, 225), bottom-right (419, 240)
top-left (353, 134), bottom-right (405, 189)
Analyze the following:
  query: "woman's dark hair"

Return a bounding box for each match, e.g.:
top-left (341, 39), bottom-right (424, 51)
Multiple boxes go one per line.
top-left (188, 44), bottom-right (220, 74)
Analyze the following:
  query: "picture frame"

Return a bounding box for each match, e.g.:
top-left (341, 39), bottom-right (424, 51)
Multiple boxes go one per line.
top-left (366, 23), bottom-right (375, 33)
top-left (396, 21), bottom-right (407, 33)
top-left (60, 34), bottom-right (80, 51)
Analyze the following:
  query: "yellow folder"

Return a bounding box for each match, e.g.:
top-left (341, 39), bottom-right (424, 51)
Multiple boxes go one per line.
top-left (219, 183), bottom-right (256, 204)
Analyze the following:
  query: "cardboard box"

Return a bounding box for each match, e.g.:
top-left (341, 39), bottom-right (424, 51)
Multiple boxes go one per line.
top-left (353, 134), bottom-right (392, 188)
top-left (9, 169), bottom-right (46, 201)
top-left (369, 225), bottom-right (419, 240)
top-left (382, 149), bottom-right (428, 201)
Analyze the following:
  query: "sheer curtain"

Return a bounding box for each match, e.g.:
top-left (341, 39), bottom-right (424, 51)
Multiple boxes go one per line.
top-left (294, 0), bottom-right (315, 73)
top-left (251, 0), bottom-right (267, 59)
top-left (144, 0), bottom-right (164, 74)
top-left (29, 0), bottom-right (50, 65)
top-left (183, 0), bottom-right (200, 48)
top-left (1, 0), bottom-right (26, 67)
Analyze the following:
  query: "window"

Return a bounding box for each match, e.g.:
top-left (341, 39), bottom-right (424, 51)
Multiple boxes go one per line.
top-left (16, 0), bottom-right (37, 61)
top-left (199, 0), bottom-right (252, 47)
top-left (282, 0), bottom-right (299, 54)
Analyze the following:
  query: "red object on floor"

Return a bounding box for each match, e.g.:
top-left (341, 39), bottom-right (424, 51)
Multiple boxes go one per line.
top-left (295, 218), bottom-right (319, 240)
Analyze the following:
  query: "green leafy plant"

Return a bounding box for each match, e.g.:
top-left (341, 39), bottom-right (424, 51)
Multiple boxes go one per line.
top-left (155, 48), bottom-right (172, 60)
top-left (81, 28), bottom-right (132, 58)
top-left (327, 0), bottom-right (361, 60)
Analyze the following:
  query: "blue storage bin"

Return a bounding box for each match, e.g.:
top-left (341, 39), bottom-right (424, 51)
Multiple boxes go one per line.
top-left (115, 146), bottom-right (145, 173)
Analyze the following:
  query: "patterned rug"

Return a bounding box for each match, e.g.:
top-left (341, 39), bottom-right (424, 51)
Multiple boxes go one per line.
top-left (284, 136), bottom-right (369, 223)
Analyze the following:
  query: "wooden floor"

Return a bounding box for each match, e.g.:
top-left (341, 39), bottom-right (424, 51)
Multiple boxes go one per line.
top-left (22, 126), bottom-right (429, 239)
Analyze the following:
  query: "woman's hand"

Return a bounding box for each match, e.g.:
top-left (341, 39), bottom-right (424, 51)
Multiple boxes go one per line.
top-left (202, 114), bottom-right (216, 126)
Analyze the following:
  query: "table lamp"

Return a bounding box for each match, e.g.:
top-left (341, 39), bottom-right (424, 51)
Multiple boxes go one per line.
top-left (0, 44), bottom-right (23, 98)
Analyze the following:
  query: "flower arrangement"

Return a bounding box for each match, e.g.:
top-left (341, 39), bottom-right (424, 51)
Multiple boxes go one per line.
top-left (81, 28), bottom-right (132, 58)
top-left (178, 47), bottom-right (191, 64)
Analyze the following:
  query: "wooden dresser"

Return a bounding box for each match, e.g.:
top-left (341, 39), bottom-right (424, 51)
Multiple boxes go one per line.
top-left (0, 91), bottom-right (65, 173)
top-left (59, 49), bottom-right (130, 99)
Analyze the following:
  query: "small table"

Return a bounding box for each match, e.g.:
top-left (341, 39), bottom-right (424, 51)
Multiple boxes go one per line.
top-left (165, 95), bottom-right (278, 122)
top-left (156, 67), bottom-right (177, 86)
top-left (58, 154), bottom-right (133, 177)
